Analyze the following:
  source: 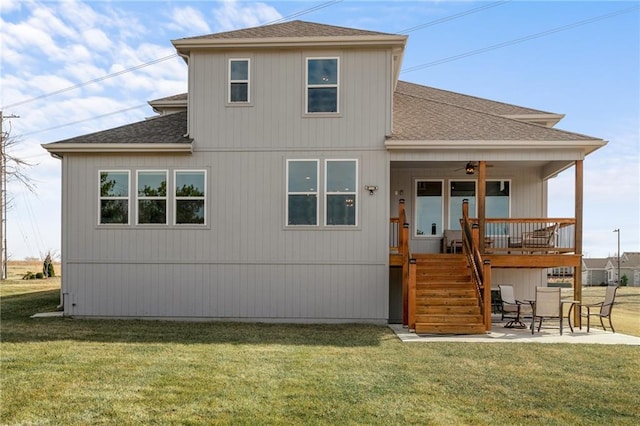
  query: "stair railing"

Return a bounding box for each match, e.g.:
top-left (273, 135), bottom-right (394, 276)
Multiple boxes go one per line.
top-left (461, 200), bottom-right (492, 331)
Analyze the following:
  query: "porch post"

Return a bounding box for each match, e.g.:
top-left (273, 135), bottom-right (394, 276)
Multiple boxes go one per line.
top-left (478, 161), bottom-right (486, 254)
top-left (574, 160), bottom-right (584, 326)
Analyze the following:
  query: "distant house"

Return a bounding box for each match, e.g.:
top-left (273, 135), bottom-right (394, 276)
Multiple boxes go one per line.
top-left (606, 252), bottom-right (640, 286)
top-left (582, 258), bottom-right (609, 286)
top-left (43, 21), bottom-right (606, 332)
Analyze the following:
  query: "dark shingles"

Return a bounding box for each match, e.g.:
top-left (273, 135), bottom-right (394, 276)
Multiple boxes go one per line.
top-left (175, 20), bottom-right (396, 41)
top-left (47, 111), bottom-right (190, 145)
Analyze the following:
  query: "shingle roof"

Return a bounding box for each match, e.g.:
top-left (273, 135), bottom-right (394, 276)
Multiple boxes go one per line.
top-left (621, 252), bottom-right (640, 268)
top-left (48, 111), bottom-right (190, 145)
top-left (390, 89), bottom-right (598, 141)
top-left (396, 80), bottom-right (552, 116)
top-left (583, 258), bottom-right (610, 269)
top-left (175, 20), bottom-right (395, 41)
top-left (149, 93), bottom-right (188, 103)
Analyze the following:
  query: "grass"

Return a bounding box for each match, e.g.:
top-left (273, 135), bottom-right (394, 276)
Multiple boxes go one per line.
top-left (2, 263), bottom-right (639, 425)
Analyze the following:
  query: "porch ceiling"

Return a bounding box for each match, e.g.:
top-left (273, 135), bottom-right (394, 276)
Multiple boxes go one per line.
top-left (389, 160), bottom-right (573, 179)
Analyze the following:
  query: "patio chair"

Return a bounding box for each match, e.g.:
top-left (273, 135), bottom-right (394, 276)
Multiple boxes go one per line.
top-left (531, 287), bottom-right (563, 335)
top-left (580, 285), bottom-right (618, 333)
top-left (498, 285), bottom-right (531, 328)
top-left (508, 223), bottom-right (559, 253)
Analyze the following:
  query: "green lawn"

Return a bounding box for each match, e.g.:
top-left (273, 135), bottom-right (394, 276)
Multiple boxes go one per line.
top-left (2, 278), bottom-right (639, 424)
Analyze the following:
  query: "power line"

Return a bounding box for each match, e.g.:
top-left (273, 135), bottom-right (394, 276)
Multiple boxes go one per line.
top-left (401, 5), bottom-right (639, 74)
top-left (264, 0), bottom-right (343, 25)
top-left (2, 0), bottom-right (345, 111)
top-left (397, 0), bottom-right (511, 34)
top-left (2, 55), bottom-right (179, 110)
top-left (21, 104), bottom-right (148, 138)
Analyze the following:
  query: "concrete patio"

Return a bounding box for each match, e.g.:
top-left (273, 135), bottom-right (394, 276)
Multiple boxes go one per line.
top-left (390, 321), bottom-right (640, 345)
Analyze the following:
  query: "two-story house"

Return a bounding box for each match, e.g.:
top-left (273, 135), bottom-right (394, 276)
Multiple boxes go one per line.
top-left (43, 21), bottom-right (606, 333)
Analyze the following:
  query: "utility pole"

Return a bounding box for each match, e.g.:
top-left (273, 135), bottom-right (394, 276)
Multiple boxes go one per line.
top-left (0, 111), bottom-right (20, 280)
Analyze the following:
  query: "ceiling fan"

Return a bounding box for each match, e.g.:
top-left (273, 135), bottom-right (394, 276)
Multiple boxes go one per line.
top-left (454, 162), bottom-right (494, 175)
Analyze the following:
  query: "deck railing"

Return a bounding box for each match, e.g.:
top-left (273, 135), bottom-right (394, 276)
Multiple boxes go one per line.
top-left (389, 199), bottom-right (407, 254)
top-left (470, 218), bottom-right (576, 254)
top-left (462, 201), bottom-right (492, 331)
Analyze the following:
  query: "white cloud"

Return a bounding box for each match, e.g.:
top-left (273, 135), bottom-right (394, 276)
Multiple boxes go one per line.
top-left (82, 28), bottom-right (113, 51)
top-left (166, 6), bottom-right (211, 35)
top-left (0, 0), bottom-right (22, 14)
top-left (212, 0), bottom-right (281, 32)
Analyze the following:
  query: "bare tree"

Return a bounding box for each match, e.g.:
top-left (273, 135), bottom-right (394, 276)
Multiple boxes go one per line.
top-left (1, 111), bottom-right (36, 279)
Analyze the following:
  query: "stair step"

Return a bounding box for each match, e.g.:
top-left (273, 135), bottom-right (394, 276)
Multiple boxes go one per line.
top-left (416, 297), bottom-right (478, 306)
top-left (410, 253), bottom-right (485, 335)
top-left (417, 288), bottom-right (476, 297)
top-left (416, 313), bottom-right (483, 323)
top-left (415, 323), bottom-right (486, 334)
top-left (417, 305), bottom-right (481, 315)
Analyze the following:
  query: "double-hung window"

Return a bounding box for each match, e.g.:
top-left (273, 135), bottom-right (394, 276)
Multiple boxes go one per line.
top-left (99, 171), bottom-right (129, 224)
top-left (325, 160), bottom-right (356, 226)
top-left (286, 159), bottom-right (357, 227)
top-left (229, 58), bottom-right (250, 103)
top-left (306, 58), bottom-right (338, 113)
top-left (175, 170), bottom-right (206, 225)
top-left (287, 160), bottom-right (319, 226)
top-left (137, 171), bottom-right (167, 224)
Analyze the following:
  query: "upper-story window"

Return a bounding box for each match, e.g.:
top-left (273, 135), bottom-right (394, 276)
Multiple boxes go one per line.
top-left (306, 57), bottom-right (339, 113)
top-left (229, 58), bottom-right (250, 103)
top-left (99, 171), bottom-right (129, 224)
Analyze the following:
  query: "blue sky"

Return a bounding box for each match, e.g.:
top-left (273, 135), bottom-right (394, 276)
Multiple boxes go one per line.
top-left (1, 0), bottom-right (638, 260)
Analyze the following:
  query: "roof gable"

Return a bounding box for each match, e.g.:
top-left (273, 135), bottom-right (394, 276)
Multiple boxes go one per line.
top-left (175, 20), bottom-right (396, 41)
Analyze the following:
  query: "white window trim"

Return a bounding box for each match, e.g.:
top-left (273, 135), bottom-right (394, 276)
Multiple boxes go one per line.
top-left (136, 170), bottom-right (168, 225)
top-left (228, 58), bottom-right (250, 104)
top-left (98, 170), bottom-right (130, 225)
top-left (305, 57), bottom-right (339, 114)
top-left (413, 179), bottom-right (444, 238)
top-left (174, 169), bottom-right (207, 226)
top-left (286, 159), bottom-right (319, 227)
top-left (324, 159), bottom-right (358, 227)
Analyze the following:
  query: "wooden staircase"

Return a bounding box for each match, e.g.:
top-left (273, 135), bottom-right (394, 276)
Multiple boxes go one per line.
top-left (413, 254), bottom-right (486, 334)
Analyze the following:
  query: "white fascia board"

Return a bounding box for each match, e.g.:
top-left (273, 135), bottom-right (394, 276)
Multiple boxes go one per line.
top-left (172, 35), bottom-right (408, 52)
top-left (384, 139), bottom-right (607, 155)
top-left (41, 143), bottom-right (193, 156)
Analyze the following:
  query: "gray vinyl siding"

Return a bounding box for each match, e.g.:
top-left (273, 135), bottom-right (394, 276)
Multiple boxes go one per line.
top-left (60, 45), bottom-right (395, 321)
top-left (189, 48), bottom-right (392, 150)
top-left (62, 150), bottom-right (390, 321)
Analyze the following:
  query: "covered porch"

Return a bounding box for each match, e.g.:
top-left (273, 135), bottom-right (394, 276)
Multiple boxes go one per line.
top-left (389, 160), bottom-right (588, 334)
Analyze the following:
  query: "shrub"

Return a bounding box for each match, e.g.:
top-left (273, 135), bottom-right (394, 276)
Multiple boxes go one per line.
top-left (43, 253), bottom-right (56, 278)
top-left (35, 272), bottom-right (44, 279)
top-left (22, 271), bottom-right (35, 280)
